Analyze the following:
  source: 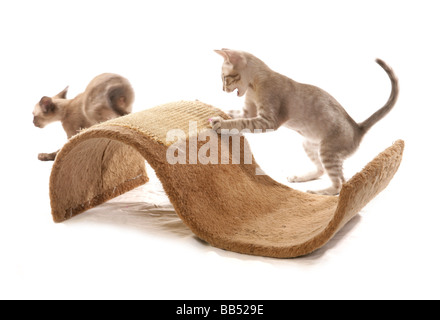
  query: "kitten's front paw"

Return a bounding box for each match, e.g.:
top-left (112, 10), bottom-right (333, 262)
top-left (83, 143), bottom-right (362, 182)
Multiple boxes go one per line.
top-left (209, 116), bottom-right (223, 133)
top-left (38, 153), bottom-right (56, 161)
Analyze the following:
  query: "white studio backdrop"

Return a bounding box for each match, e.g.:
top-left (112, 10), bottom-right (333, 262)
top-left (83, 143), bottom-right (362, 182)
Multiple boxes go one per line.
top-left (0, 0), bottom-right (439, 299)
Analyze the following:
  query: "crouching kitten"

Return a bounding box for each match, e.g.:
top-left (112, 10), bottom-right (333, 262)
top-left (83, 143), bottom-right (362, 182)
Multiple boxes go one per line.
top-left (33, 73), bottom-right (134, 161)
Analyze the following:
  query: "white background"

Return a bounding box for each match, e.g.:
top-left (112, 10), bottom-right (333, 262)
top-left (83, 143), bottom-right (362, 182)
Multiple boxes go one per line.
top-left (0, 0), bottom-right (439, 299)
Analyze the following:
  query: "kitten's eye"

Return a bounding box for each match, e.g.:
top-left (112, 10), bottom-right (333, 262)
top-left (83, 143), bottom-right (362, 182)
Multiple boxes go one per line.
top-left (226, 74), bottom-right (239, 80)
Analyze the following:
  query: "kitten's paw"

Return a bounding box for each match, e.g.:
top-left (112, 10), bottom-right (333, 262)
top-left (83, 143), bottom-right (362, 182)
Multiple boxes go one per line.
top-left (307, 186), bottom-right (341, 196)
top-left (287, 175), bottom-right (306, 183)
top-left (227, 109), bottom-right (242, 119)
top-left (209, 116), bottom-right (223, 133)
top-left (287, 171), bottom-right (324, 183)
top-left (38, 153), bottom-right (56, 161)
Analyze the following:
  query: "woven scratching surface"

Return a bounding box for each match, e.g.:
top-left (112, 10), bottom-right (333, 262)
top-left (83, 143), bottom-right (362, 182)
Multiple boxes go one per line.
top-left (50, 100), bottom-right (404, 258)
top-left (95, 100), bottom-right (227, 146)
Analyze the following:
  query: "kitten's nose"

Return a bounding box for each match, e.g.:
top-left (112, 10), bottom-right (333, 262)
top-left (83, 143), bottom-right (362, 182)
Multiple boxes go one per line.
top-left (33, 117), bottom-right (41, 128)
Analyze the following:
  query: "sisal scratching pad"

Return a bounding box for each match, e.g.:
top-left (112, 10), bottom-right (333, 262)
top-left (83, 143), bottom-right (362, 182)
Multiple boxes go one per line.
top-left (50, 101), bottom-right (404, 258)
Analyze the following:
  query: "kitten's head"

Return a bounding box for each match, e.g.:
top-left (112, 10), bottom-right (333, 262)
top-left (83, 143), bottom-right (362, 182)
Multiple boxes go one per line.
top-left (214, 49), bottom-right (249, 97)
top-left (32, 86), bottom-right (68, 128)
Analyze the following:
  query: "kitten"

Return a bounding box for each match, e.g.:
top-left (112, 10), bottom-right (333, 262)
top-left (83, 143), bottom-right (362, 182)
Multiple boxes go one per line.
top-left (33, 73), bottom-right (134, 161)
top-left (211, 49), bottom-right (398, 195)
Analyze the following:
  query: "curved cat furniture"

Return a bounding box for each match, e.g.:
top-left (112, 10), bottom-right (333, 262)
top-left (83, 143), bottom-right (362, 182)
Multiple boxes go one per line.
top-left (50, 101), bottom-right (404, 258)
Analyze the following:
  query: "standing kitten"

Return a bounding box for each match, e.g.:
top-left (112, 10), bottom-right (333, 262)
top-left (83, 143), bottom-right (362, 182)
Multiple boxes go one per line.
top-left (210, 49), bottom-right (398, 195)
top-left (33, 73), bottom-right (134, 161)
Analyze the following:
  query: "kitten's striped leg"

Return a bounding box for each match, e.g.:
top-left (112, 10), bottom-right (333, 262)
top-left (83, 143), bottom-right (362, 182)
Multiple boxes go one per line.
top-left (308, 149), bottom-right (345, 196)
top-left (288, 140), bottom-right (324, 183)
top-left (210, 115), bottom-right (278, 133)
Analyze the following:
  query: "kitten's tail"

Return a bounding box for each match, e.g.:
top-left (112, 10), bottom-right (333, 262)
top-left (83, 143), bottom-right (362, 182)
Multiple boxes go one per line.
top-left (359, 59), bottom-right (399, 134)
top-left (107, 83), bottom-right (134, 116)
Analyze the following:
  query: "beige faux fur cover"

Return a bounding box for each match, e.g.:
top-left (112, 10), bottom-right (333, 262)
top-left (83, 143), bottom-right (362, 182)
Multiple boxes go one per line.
top-left (49, 101), bottom-right (404, 258)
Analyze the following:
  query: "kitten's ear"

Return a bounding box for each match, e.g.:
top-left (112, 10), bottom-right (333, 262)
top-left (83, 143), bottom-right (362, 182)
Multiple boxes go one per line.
top-left (55, 86), bottom-right (69, 99)
top-left (39, 96), bottom-right (56, 113)
top-left (214, 49), bottom-right (230, 61)
top-left (214, 49), bottom-right (246, 67)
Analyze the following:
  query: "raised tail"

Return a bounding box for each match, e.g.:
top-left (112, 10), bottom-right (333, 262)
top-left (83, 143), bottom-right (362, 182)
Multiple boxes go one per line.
top-left (359, 59), bottom-right (399, 134)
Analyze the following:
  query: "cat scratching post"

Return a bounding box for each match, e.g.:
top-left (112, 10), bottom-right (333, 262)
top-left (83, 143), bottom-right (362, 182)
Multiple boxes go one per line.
top-left (50, 101), bottom-right (404, 258)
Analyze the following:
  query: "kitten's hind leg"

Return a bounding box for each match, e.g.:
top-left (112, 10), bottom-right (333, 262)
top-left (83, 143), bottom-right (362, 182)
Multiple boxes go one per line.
top-left (287, 140), bottom-right (324, 183)
top-left (308, 147), bottom-right (344, 196)
top-left (38, 150), bottom-right (59, 161)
